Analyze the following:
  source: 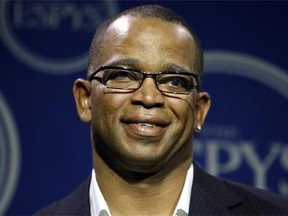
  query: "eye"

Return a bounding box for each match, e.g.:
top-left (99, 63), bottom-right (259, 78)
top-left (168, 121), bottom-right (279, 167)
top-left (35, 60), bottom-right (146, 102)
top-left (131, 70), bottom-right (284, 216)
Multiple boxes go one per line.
top-left (157, 74), bottom-right (195, 92)
top-left (162, 75), bottom-right (191, 88)
top-left (103, 69), bottom-right (138, 84)
top-left (169, 77), bottom-right (187, 87)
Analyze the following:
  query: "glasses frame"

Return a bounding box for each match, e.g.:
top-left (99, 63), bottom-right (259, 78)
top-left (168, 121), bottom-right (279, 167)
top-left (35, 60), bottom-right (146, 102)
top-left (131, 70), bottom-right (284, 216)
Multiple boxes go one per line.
top-left (88, 66), bottom-right (199, 94)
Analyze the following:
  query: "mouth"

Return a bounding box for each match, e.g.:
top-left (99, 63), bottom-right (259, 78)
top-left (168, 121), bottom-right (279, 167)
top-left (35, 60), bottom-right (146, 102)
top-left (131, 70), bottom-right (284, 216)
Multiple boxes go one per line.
top-left (121, 117), bottom-right (169, 128)
top-left (138, 123), bottom-right (158, 128)
top-left (120, 116), bottom-right (169, 138)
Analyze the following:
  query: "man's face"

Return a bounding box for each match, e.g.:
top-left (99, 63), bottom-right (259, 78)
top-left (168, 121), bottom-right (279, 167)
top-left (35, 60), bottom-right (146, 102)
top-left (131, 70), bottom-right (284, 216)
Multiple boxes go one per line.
top-left (80, 16), bottom-right (210, 173)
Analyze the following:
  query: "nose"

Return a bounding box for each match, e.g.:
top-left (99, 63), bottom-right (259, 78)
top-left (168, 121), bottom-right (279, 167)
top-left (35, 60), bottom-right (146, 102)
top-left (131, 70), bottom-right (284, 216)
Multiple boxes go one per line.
top-left (130, 77), bottom-right (165, 108)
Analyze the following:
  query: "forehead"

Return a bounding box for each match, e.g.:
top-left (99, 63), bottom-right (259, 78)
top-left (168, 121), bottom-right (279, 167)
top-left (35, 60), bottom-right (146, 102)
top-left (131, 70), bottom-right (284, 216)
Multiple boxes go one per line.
top-left (94, 16), bottom-right (196, 72)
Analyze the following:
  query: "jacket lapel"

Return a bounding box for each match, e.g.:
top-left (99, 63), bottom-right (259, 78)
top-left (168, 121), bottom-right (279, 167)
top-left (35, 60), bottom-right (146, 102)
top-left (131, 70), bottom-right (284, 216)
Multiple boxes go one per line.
top-left (61, 176), bottom-right (91, 215)
top-left (188, 164), bottom-right (245, 215)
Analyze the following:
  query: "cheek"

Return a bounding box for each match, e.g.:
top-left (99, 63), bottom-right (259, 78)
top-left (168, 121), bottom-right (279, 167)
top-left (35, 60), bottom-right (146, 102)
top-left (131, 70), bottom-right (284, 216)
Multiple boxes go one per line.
top-left (167, 97), bottom-right (196, 138)
top-left (168, 97), bottom-right (195, 121)
top-left (91, 86), bottom-right (128, 122)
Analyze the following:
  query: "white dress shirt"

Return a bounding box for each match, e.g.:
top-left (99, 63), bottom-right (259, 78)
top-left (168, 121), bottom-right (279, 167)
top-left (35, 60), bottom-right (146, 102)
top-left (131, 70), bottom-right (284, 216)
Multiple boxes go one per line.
top-left (89, 164), bottom-right (194, 216)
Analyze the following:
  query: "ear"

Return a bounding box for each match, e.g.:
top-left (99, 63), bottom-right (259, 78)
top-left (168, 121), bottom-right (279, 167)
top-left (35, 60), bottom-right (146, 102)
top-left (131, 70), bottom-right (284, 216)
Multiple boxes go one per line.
top-left (194, 92), bottom-right (211, 133)
top-left (73, 79), bottom-right (92, 123)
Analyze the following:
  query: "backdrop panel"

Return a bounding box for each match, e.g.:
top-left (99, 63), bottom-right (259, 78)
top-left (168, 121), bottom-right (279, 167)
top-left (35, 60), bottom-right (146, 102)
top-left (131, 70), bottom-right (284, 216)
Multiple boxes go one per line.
top-left (0, 1), bottom-right (287, 215)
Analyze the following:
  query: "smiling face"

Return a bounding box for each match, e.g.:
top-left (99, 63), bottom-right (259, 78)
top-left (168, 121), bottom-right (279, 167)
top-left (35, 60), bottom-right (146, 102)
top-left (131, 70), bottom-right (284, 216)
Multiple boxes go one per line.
top-left (74, 15), bottom-right (210, 174)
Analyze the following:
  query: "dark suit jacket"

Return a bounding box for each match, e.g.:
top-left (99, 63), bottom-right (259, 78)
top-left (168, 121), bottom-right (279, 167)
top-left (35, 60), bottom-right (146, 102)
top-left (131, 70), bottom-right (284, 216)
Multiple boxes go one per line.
top-left (35, 164), bottom-right (288, 215)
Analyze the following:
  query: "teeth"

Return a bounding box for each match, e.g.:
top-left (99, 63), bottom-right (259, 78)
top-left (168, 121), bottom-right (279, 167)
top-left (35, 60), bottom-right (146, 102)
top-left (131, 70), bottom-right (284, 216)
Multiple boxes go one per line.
top-left (140, 123), bottom-right (156, 128)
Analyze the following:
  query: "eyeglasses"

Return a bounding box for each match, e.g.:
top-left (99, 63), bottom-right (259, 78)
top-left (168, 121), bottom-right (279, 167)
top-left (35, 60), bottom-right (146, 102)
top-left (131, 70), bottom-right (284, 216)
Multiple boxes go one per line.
top-left (88, 66), bottom-right (199, 94)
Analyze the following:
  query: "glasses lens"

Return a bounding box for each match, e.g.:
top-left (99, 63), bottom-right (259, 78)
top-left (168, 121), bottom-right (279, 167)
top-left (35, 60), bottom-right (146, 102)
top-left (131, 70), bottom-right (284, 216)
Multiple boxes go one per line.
top-left (102, 69), bottom-right (142, 89)
top-left (157, 74), bottom-right (197, 94)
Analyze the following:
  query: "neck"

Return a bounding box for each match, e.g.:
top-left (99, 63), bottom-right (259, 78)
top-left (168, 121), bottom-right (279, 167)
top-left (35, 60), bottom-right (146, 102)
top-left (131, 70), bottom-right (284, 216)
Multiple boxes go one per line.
top-left (92, 145), bottom-right (192, 216)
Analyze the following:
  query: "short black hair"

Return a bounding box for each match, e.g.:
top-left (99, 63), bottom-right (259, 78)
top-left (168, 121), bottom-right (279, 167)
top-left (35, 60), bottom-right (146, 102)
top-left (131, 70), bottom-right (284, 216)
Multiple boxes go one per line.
top-left (88, 4), bottom-right (203, 80)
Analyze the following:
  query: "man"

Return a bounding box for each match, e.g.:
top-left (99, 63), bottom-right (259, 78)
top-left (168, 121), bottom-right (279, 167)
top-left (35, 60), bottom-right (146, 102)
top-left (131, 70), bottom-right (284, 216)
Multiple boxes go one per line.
top-left (36, 4), bottom-right (288, 216)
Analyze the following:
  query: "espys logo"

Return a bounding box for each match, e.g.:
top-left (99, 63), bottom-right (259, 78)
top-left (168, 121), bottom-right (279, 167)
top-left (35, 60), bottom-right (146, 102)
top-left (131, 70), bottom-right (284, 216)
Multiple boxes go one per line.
top-left (0, 0), bottom-right (119, 74)
top-left (194, 51), bottom-right (288, 194)
top-left (0, 91), bottom-right (20, 215)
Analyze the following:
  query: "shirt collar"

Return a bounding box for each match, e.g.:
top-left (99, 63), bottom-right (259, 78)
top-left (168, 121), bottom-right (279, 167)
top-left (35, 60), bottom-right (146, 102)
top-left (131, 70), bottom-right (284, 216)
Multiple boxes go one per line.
top-left (89, 169), bottom-right (112, 216)
top-left (89, 164), bottom-right (194, 216)
top-left (173, 163), bottom-right (194, 215)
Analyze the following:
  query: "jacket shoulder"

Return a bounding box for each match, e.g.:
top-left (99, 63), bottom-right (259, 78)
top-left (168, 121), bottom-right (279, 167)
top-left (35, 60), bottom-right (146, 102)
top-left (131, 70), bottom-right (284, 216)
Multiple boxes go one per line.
top-left (223, 179), bottom-right (288, 214)
top-left (34, 177), bottom-right (91, 216)
top-left (192, 164), bottom-right (288, 215)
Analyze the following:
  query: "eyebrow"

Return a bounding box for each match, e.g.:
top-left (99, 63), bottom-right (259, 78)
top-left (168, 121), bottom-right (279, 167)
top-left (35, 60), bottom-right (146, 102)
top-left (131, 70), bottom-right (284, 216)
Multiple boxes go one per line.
top-left (163, 63), bottom-right (190, 73)
top-left (105, 58), bottom-right (191, 73)
top-left (107, 58), bottom-right (140, 68)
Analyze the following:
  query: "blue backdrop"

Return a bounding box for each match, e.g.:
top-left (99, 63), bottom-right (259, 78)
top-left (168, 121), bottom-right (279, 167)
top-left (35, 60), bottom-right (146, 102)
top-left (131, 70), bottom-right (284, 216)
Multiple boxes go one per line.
top-left (0, 1), bottom-right (287, 215)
